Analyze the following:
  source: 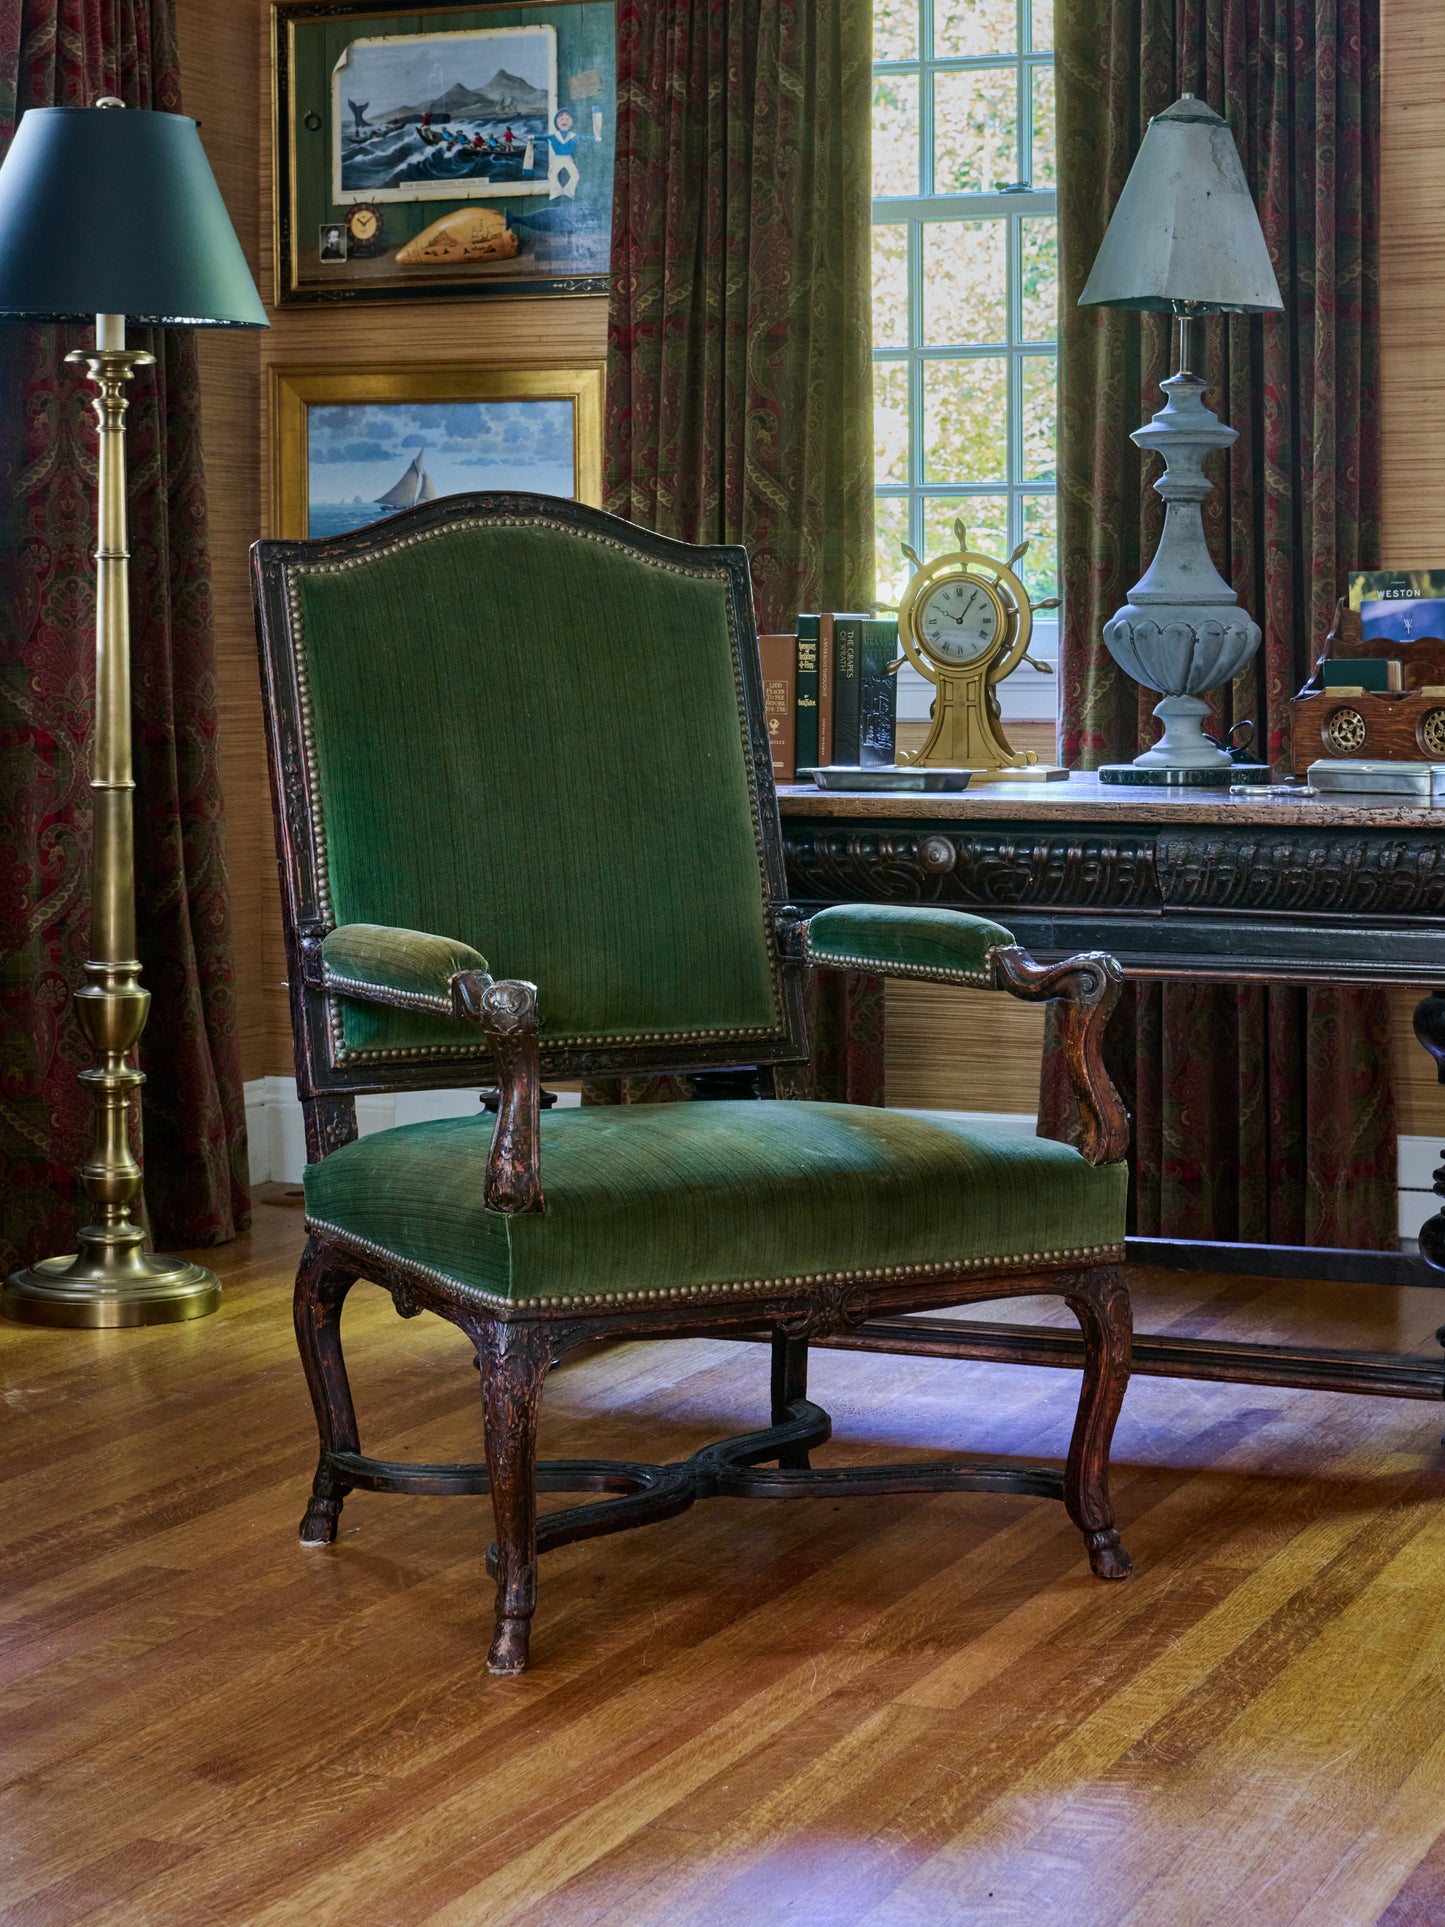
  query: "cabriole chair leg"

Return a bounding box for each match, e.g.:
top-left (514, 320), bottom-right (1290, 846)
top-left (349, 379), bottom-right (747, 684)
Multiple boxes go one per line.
top-left (293, 1235), bottom-right (362, 1546)
top-left (479, 1319), bottom-right (555, 1674)
top-left (1063, 1265), bottom-right (1133, 1581)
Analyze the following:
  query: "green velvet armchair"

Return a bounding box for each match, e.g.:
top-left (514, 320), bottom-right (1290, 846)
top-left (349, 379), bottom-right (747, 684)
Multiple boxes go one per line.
top-left (251, 493), bottom-right (1133, 1675)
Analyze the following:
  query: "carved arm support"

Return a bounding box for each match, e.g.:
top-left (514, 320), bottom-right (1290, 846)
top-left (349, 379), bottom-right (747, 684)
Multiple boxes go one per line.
top-left (452, 972), bottom-right (546, 1216)
top-left (988, 947), bottom-right (1128, 1167)
top-left (302, 922), bottom-right (544, 1215)
top-left (800, 902), bottom-right (1129, 1168)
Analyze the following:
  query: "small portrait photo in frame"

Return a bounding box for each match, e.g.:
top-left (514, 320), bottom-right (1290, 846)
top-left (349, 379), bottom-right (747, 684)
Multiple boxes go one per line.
top-left (270, 363), bottom-right (604, 540)
top-left (273, 0), bottom-right (615, 305)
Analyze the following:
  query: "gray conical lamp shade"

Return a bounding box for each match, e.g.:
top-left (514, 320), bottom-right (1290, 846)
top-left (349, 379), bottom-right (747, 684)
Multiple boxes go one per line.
top-left (0, 104), bottom-right (267, 326)
top-left (1078, 96), bottom-right (1283, 314)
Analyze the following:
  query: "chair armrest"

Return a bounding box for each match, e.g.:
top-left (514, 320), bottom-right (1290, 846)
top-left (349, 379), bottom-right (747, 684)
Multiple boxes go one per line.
top-left (803, 903), bottom-right (1013, 984)
top-left (316, 923), bottom-right (491, 1013)
top-left (799, 903), bottom-right (1128, 1168)
top-left (311, 925), bottom-right (544, 1215)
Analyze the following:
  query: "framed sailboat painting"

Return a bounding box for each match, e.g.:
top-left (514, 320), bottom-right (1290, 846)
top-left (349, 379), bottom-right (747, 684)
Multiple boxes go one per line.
top-left (269, 364), bottom-right (604, 539)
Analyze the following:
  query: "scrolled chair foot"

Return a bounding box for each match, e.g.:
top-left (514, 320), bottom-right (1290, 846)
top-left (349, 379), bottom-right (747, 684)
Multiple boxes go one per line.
top-left (1085, 1526), bottom-right (1132, 1581)
top-left (299, 1462), bottom-right (350, 1545)
top-left (299, 1492), bottom-right (344, 1545)
top-left (487, 1614), bottom-right (533, 1675)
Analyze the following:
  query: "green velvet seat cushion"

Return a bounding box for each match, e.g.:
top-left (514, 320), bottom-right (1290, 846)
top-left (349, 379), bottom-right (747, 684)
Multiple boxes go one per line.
top-left (304, 1101), bottom-right (1126, 1309)
top-left (805, 904), bottom-right (1015, 983)
top-left (321, 923), bottom-right (490, 1013)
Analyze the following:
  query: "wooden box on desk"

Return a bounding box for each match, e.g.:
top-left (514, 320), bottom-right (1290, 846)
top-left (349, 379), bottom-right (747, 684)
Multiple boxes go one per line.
top-left (1289, 599), bottom-right (1445, 776)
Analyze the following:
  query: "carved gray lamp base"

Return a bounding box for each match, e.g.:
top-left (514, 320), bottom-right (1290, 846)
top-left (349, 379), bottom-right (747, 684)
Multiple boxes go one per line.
top-left (1102, 374), bottom-right (1266, 775)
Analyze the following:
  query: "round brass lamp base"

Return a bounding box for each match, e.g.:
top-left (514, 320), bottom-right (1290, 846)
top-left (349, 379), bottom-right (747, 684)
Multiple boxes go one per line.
top-left (2, 1253), bottom-right (221, 1328)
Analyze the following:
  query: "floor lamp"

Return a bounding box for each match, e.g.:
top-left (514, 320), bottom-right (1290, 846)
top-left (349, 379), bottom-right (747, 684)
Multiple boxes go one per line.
top-left (0, 101), bottom-right (267, 1328)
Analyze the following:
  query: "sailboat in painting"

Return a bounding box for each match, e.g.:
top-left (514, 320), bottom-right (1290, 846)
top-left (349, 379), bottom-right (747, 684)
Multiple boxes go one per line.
top-left (375, 448), bottom-right (440, 510)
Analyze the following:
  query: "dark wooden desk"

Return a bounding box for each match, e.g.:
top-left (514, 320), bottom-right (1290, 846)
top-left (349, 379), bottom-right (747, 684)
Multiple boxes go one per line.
top-left (777, 776), bottom-right (1445, 1401)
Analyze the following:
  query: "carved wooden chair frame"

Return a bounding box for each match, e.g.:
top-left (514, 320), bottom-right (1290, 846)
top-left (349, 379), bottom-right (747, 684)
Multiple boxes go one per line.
top-left (252, 493), bottom-right (1134, 1675)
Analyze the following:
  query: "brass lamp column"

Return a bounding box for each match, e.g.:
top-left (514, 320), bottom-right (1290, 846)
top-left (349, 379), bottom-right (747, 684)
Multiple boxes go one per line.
top-left (0, 101), bottom-right (267, 1326)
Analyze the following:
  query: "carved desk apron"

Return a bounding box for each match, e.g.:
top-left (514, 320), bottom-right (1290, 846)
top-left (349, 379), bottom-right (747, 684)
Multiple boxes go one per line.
top-left (779, 777), bottom-right (1445, 1403)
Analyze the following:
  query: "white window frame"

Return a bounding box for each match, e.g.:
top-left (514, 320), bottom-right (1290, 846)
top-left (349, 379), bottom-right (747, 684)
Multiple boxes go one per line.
top-left (873, 0), bottom-right (1057, 727)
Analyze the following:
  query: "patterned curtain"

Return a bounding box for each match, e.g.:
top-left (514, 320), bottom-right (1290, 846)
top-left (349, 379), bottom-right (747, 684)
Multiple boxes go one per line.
top-left (1048, 0), bottom-right (1394, 1246)
top-left (600, 0), bottom-right (883, 1104)
top-left (0, 0), bottom-right (250, 1271)
top-left (605, 0), bottom-right (873, 632)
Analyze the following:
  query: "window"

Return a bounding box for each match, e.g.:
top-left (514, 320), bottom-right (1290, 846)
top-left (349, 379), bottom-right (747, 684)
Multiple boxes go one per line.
top-left (872, 0), bottom-right (1057, 725)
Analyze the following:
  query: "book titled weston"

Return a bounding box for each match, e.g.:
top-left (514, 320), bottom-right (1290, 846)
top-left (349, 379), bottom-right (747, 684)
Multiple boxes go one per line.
top-left (757, 634), bottom-right (797, 782)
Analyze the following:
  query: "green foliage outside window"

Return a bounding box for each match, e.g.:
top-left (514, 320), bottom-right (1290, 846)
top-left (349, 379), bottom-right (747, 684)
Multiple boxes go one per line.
top-left (871, 0), bottom-right (1056, 615)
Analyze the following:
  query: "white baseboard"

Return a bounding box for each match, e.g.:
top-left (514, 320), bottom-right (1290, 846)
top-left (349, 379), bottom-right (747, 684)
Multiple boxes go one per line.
top-left (242, 1082), bottom-right (1441, 1249)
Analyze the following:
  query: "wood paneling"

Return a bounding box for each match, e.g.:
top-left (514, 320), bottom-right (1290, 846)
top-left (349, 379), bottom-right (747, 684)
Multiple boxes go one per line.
top-left (6, 1200), bottom-right (1445, 1920)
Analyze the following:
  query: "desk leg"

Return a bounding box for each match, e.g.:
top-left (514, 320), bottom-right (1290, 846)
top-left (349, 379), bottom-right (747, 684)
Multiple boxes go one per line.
top-left (1412, 991), bottom-right (1445, 1274)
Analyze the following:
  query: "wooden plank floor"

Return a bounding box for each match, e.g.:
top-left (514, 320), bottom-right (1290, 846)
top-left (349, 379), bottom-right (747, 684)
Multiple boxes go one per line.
top-left (6, 1199), bottom-right (1445, 1924)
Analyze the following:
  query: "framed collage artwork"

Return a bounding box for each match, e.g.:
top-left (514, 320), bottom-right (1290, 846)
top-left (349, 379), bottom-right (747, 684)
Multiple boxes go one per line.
top-left (272, 0), bottom-right (615, 303)
top-left (270, 365), bottom-right (604, 538)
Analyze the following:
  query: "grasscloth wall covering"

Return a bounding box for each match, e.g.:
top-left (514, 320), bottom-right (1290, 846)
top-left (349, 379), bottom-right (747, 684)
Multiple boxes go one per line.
top-left (0, 0), bottom-right (249, 1270)
top-left (1050, 0), bottom-right (1393, 1247)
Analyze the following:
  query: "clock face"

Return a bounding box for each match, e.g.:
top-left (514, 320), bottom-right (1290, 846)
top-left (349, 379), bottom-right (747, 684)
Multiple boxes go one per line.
top-left (347, 205), bottom-right (381, 244)
top-left (918, 575), bottom-right (1002, 666)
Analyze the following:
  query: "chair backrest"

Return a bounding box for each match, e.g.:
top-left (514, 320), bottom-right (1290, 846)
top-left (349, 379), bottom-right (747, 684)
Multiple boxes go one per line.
top-left (251, 493), bottom-right (806, 1100)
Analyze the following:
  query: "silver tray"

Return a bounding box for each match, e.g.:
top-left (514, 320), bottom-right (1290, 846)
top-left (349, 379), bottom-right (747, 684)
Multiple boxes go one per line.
top-left (800, 766), bottom-right (973, 793)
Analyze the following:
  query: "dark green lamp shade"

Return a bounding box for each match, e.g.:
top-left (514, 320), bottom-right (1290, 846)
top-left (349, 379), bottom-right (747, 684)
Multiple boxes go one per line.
top-left (0, 105), bottom-right (267, 327)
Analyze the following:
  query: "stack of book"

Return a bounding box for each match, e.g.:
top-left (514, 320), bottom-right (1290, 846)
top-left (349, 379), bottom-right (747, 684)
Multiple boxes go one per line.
top-left (758, 614), bottom-right (899, 782)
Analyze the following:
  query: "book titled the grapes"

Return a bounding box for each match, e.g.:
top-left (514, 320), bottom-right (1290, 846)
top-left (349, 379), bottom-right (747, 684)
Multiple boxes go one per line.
top-left (830, 614), bottom-right (900, 768)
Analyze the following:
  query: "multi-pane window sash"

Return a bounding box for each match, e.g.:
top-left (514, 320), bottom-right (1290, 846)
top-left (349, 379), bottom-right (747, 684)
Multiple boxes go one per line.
top-left (872, 0), bottom-right (1057, 727)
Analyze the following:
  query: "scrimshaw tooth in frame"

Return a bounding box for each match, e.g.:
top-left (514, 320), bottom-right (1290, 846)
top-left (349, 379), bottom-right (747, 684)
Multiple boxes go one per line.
top-left (272, 0), bottom-right (616, 304)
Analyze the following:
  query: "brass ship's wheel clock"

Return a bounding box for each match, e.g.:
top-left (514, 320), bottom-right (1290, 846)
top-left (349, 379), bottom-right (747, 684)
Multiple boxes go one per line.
top-left (896, 520), bottom-right (1066, 780)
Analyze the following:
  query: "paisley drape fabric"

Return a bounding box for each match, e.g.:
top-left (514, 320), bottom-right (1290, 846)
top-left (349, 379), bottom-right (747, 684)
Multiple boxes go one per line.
top-left (0, 0), bottom-right (249, 1271)
top-left (604, 0), bottom-right (874, 631)
top-left (600, 0), bottom-right (881, 1106)
top-left (1049, 0), bottom-right (1394, 1246)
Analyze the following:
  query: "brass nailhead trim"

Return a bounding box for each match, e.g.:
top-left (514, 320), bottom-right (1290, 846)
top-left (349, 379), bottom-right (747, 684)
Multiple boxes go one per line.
top-left (802, 932), bottom-right (999, 987)
top-left (322, 973), bottom-right (456, 1015)
top-left (329, 1024), bottom-right (789, 1067)
top-left (303, 1215), bottom-right (1124, 1314)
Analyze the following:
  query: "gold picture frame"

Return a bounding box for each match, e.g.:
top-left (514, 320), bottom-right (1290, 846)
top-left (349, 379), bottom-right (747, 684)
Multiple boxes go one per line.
top-left (270, 363), bottom-right (604, 538)
top-left (271, 0), bottom-right (615, 305)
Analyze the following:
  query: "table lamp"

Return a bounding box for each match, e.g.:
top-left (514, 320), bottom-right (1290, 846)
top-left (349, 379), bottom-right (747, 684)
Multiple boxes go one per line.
top-left (1078, 95), bottom-right (1283, 784)
top-left (0, 101), bottom-right (267, 1328)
